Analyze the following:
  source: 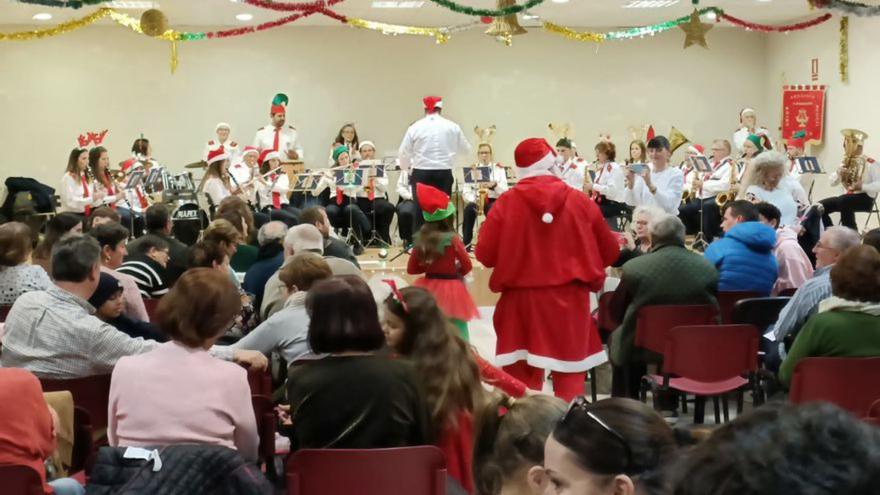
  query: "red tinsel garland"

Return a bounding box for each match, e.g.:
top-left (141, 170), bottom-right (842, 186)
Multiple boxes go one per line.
top-left (202, 7), bottom-right (346, 38)
top-left (242, 0), bottom-right (346, 12)
top-left (720, 12), bottom-right (833, 32)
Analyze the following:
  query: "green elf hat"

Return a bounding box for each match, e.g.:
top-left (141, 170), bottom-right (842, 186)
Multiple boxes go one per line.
top-left (270, 93), bottom-right (288, 115)
top-left (788, 130), bottom-right (807, 150)
top-left (417, 183), bottom-right (456, 222)
top-left (332, 145), bottom-right (349, 164)
top-left (746, 134), bottom-right (764, 153)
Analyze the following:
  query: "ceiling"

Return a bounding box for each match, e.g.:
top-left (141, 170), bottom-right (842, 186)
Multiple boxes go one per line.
top-left (0, 0), bottom-right (823, 28)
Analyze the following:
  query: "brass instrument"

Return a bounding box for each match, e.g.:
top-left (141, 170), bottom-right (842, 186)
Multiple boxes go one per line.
top-left (839, 128), bottom-right (869, 191)
top-left (582, 160), bottom-right (594, 195)
top-left (669, 127), bottom-right (690, 155)
top-left (477, 187), bottom-right (489, 217)
top-left (715, 158), bottom-right (739, 207)
top-left (682, 167), bottom-right (700, 203)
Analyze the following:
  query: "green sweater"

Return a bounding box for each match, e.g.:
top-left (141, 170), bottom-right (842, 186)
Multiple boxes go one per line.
top-left (230, 243), bottom-right (259, 273)
top-left (779, 310), bottom-right (880, 386)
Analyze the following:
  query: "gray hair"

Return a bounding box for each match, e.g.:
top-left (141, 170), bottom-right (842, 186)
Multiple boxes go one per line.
top-left (51, 234), bottom-right (100, 282)
top-left (257, 221), bottom-right (288, 247)
top-left (751, 150), bottom-right (787, 175)
top-left (633, 205), bottom-right (666, 224)
top-left (824, 226), bottom-right (861, 252)
top-left (284, 224), bottom-right (324, 255)
top-left (649, 214), bottom-right (686, 248)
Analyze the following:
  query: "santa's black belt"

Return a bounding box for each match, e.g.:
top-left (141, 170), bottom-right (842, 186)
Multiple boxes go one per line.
top-left (426, 273), bottom-right (462, 280)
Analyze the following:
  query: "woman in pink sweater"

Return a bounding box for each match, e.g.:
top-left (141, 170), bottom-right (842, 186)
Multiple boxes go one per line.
top-left (107, 269), bottom-right (259, 461)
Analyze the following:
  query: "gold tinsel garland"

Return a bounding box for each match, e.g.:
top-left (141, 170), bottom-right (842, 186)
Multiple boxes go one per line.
top-left (346, 18), bottom-right (450, 44)
top-left (0, 7), bottom-right (110, 41)
top-left (542, 22), bottom-right (604, 43)
top-left (840, 16), bottom-right (849, 83)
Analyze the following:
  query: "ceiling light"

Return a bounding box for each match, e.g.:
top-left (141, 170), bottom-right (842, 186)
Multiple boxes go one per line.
top-left (371, 1), bottom-right (424, 7)
top-left (622, 0), bottom-right (680, 8)
top-left (551, 0), bottom-right (570, 3)
top-left (757, 0), bottom-right (773, 2)
top-left (104, 1), bottom-right (159, 8)
top-left (522, 13), bottom-right (540, 20)
top-left (235, 13), bottom-right (253, 21)
top-left (704, 11), bottom-right (717, 20)
top-left (32, 13), bottom-right (53, 21)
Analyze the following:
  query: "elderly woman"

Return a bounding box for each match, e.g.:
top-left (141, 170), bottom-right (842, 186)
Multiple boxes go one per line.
top-left (779, 245), bottom-right (880, 386)
top-left (0, 222), bottom-right (51, 305)
top-left (108, 268), bottom-right (259, 461)
top-left (613, 205), bottom-right (664, 267)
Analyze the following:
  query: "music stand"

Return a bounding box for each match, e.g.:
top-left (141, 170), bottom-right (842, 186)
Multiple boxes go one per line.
top-left (358, 160), bottom-right (390, 248)
top-left (122, 170), bottom-right (145, 235)
top-left (334, 169), bottom-right (365, 247)
top-left (686, 156), bottom-right (715, 252)
top-left (797, 156), bottom-right (823, 202)
top-left (462, 166), bottom-right (493, 250)
top-left (144, 167), bottom-right (164, 195)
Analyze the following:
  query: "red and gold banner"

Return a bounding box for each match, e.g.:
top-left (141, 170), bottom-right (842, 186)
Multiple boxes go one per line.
top-left (781, 85), bottom-right (826, 145)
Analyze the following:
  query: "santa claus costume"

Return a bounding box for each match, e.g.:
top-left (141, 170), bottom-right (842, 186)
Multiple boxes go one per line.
top-left (407, 183), bottom-right (480, 340)
top-left (475, 138), bottom-right (619, 401)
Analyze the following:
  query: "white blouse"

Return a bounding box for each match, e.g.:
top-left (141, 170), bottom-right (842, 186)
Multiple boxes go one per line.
top-left (202, 177), bottom-right (231, 206)
top-left (59, 173), bottom-right (97, 213)
top-left (746, 176), bottom-right (808, 227)
top-left (256, 172), bottom-right (291, 208)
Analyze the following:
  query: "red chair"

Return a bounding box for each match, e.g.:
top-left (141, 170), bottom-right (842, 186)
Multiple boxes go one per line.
top-left (634, 304), bottom-right (718, 356)
top-left (40, 374), bottom-right (112, 430)
top-left (717, 290), bottom-right (762, 324)
top-left (0, 464), bottom-right (44, 495)
top-left (869, 399), bottom-right (880, 418)
top-left (251, 394), bottom-right (278, 481)
top-left (247, 368), bottom-right (272, 397)
top-left (596, 292), bottom-right (619, 339)
top-left (287, 446), bottom-right (447, 495)
top-left (646, 324), bottom-right (758, 424)
top-left (142, 298), bottom-right (161, 322)
top-left (789, 357), bottom-right (880, 417)
top-left (0, 304), bottom-right (12, 322)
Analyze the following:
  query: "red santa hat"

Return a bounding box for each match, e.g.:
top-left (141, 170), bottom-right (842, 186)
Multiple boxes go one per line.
top-left (416, 183), bottom-right (456, 222)
top-left (206, 146), bottom-right (229, 165)
top-left (120, 157), bottom-right (139, 172)
top-left (241, 146), bottom-right (259, 158)
top-left (259, 149), bottom-right (282, 165)
top-left (423, 96), bottom-right (443, 112)
top-left (686, 144), bottom-right (705, 156)
top-left (514, 138), bottom-right (559, 224)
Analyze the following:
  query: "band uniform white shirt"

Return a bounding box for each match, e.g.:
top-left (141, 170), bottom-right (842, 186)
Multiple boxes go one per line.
top-left (686, 157), bottom-right (735, 200)
top-left (624, 163), bottom-right (684, 215)
top-left (555, 157), bottom-right (588, 191)
top-left (327, 165), bottom-right (389, 201)
top-left (592, 161), bottom-right (625, 203)
top-left (227, 162), bottom-right (256, 204)
top-left (253, 125), bottom-right (304, 161)
top-left (733, 126), bottom-right (771, 154)
top-left (461, 163), bottom-right (509, 204)
top-left (397, 114), bottom-right (472, 171)
top-left (256, 172), bottom-right (291, 208)
top-left (396, 169), bottom-right (413, 201)
top-left (326, 143), bottom-right (361, 167)
top-left (92, 176), bottom-right (125, 209)
top-left (829, 156), bottom-right (880, 198)
top-left (59, 173), bottom-right (98, 213)
top-left (203, 139), bottom-right (239, 165)
top-left (202, 177), bottom-right (231, 206)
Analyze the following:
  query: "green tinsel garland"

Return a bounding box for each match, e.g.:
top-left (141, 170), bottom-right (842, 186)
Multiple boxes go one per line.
top-left (427, 0), bottom-right (545, 17)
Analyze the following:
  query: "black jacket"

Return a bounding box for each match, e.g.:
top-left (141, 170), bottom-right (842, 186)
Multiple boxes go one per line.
top-left (3, 177), bottom-right (56, 217)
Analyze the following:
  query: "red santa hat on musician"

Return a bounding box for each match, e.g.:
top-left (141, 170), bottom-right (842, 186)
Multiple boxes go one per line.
top-left (241, 146), bottom-right (259, 159)
top-left (514, 138), bottom-right (559, 224)
top-left (206, 146), bottom-right (229, 165)
top-left (686, 144), bottom-right (705, 156)
top-left (423, 96), bottom-right (443, 113)
top-left (259, 149), bottom-right (282, 165)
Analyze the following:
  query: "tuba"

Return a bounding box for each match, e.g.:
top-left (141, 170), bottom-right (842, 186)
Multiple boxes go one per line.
top-left (839, 128), bottom-right (869, 191)
top-left (669, 127), bottom-right (690, 155)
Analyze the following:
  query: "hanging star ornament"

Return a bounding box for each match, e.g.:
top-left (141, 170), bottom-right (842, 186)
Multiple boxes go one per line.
top-left (679, 9), bottom-right (713, 49)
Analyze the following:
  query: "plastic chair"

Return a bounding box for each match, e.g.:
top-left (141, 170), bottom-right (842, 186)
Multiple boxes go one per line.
top-left (645, 324), bottom-right (758, 424)
top-left (731, 297), bottom-right (791, 335)
top-left (0, 464), bottom-right (44, 495)
top-left (40, 374), bottom-right (112, 430)
top-left (142, 298), bottom-right (161, 322)
top-left (717, 290), bottom-right (762, 324)
top-left (634, 304), bottom-right (718, 356)
top-left (789, 357), bottom-right (880, 417)
top-left (287, 446), bottom-right (447, 495)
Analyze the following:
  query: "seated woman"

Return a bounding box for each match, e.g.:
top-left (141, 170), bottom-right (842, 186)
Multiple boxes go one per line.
top-left (614, 205), bottom-right (664, 267)
top-left (255, 149), bottom-right (300, 227)
top-left (32, 213), bottom-right (83, 273)
top-left (473, 394), bottom-right (566, 495)
top-left (755, 202), bottom-right (813, 295)
top-left (587, 139), bottom-right (627, 230)
top-left (200, 221), bottom-right (259, 336)
top-left (325, 145), bottom-right (375, 246)
top-left (461, 142), bottom-right (509, 248)
top-left (88, 272), bottom-right (167, 342)
top-left (85, 206), bottom-right (121, 232)
top-left (231, 252), bottom-right (331, 364)
top-left (215, 197), bottom-right (260, 273)
top-left (89, 222), bottom-right (150, 322)
top-left (544, 397), bottom-right (678, 495)
top-left (117, 235), bottom-right (170, 299)
top-left (59, 147), bottom-right (103, 218)
top-left (779, 245), bottom-right (880, 387)
top-left (89, 145), bottom-right (143, 236)
top-left (354, 141), bottom-right (395, 245)
top-left (0, 222), bottom-right (51, 305)
top-left (108, 268), bottom-right (259, 462)
top-left (286, 276), bottom-right (431, 450)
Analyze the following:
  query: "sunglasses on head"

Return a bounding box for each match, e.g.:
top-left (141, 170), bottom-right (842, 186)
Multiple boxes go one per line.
top-left (561, 396), bottom-right (634, 474)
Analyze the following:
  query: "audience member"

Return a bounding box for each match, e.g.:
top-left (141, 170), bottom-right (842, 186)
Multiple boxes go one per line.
top-left (779, 245), bottom-right (880, 386)
top-left (88, 272), bottom-right (166, 342)
top-left (766, 226), bottom-right (861, 371)
top-left (864, 227), bottom-right (880, 252)
top-left (232, 252), bottom-right (331, 364)
top-left (609, 215), bottom-right (718, 398)
top-left (0, 368), bottom-right (85, 495)
top-left (260, 224), bottom-right (362, 320)
top-left (0, 221), bottom-right (51, 305)
top-left (299, 206), bottom-right (360, 267)
top-left (242, 221), bottom-right (287, 312)
top-left (202, 218), bottom-right (246, 287)
top-left (614, 205), bottom-right (664, 267)
top-left (665, 402), bottom-right (880, 495)
top-left (85, 206), bottom-right (121, 232)
top-left (472, 394), bottom-right (566, 495)
top-left (125, 204), bottom-right (188, 285)
top-left (704, 200), bottom-right (778, 296)
top-left (286, 276), bottom-right (431, 450)
top-left (108, 268), bottom-right (259, 461)
top-left (755, 202), bottom-right (813, 295)
top-left (187, 239), bottom-right (230, 270)
top-left (31, 213), bottom-right (82, 273)
top-left (215, 196), bottom-right (259, 272)
top-left (545, 397), bottom-right (677, 495)
top-left (0, 235), bottom-right (265, 378)
top-left (117, 235), bottom-right (170, 298)
top-left (88, 222), bottom-right (149, 322)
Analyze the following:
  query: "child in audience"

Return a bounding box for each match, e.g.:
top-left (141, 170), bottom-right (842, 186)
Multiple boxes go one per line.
top-left (407, 183), bottom-right (479, 340)
top-left (472, 394), bottom-right (566, 495)
top-left (88, 272), bottom-right (166, 342)
top-left (0, 222), bottom-right (51, 305)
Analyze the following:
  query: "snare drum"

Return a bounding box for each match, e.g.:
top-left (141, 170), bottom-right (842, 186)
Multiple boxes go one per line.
top-left (171, 201), bottom-right (207, 246)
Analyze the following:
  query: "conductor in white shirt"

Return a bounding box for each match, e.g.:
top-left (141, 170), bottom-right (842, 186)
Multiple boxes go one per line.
top-left (397, 96), bottom-right (472, 228)
top-left (253, 93), bottom-right (304, 161)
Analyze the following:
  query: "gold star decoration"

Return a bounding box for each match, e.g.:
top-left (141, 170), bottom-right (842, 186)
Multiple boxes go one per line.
top-left (679, 9), bottom-right (713, 49)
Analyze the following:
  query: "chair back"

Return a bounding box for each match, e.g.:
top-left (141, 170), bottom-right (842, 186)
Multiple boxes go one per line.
top-left (789, 357), bottom-right (880, 417)
top-left (287, 446), bottom-right (447, 495)
top-left (40, 374), bottom-right (112, 430)
top-left (778, 287), bottom-right (797, 297)
top-left (635, 304), bottom-right (717, 355)
top-left (717, 290), bottom-right (762, 323)
top-left (251, 395), bottom-right (277, 478)
top-left (596, 292), bottom-right (618, 338)
top-left (664, 325), bottom-right (758, 382)
top-left (869, 399), bottom-right (880, 419)
top-left (247, 368), bottom-right (272, 397)
top-left (731, 297), bottom-right (790, 334)
top-left (142, 298), bottom-right (161, 322)
top-left (0, 464), bottom-right (44, 495)
top-left (0, 304), bottom-right (12, 322)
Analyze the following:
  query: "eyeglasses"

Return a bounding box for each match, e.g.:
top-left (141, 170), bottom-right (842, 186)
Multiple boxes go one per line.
top-left (561, 396), bottom-right (634, 474)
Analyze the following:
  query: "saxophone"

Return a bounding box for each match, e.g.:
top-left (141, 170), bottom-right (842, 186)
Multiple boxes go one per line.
top-left (839, 128), bottom-right (869, 191)
top-left (715, 158), bottom-right (739, 207)
top-left (582, 160), bottom-right (593, 195)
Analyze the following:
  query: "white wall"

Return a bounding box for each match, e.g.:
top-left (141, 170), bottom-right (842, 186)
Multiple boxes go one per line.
top-left (0, 25), bottom-right (770, 189)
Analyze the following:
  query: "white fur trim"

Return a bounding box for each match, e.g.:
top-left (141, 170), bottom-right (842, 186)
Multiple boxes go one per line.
top-left (516, 151), bottom-right (556, 179)
top-left (542, 213), bottom-right (554, 224)
top-left (495, 349), bottom-right (609, 373)
top-left (215, 122), bottom-right (231, 131)
top-left (207, 152), bottom-right (230, 165)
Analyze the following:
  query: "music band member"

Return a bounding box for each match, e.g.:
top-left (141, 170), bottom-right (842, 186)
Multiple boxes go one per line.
top-left (203, 122), bottom-right (239, 165)
top-left (819, 130), bottom-right (880, 230)
top-left (554, 138), bottom-right (588, 191)
top-left (462, 142), bottom-right (509, 247)
top-left (256, 149), bottom-right (300, 227)
top-left (89, 146), bottom-right (143, 236)
top-left (624, 136), bottom-right (683, 215)
top-left (60, 147), bottom-right (103, 217)
top-left (398, 96), bottom-right (472, 230)
top-left (678, 139), bottom-right (734, 243)
top-left (395, 167), bottom-right (418, 247)
top-left (786, 131), bottom-right (807, 179)
top-left (253, 93), bottom-right (304, 161)
top-left (327, 123), bottom-right (361, 166)
top-left (355, 141), bottom-right (395, 245)
top-left (733, 107), bottom-right (772, 154)
top-left (626, 139), bottom-right (647, 166)
top-left (326, 145), bottom-right (393, 246)
top-left (584, 139), bottom-right (626, 229)
top-left (202, 147), bottom-right (234, 209)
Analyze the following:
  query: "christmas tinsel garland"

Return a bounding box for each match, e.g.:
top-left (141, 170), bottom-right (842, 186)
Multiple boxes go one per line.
top-left (427, 0), bottom-right (545, 17)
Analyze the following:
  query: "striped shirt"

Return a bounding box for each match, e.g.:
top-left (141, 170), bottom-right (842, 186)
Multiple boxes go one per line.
top-left (771, 265), bottom-right (833, 343)
top-left (117, 256), bottom-right (169, 299)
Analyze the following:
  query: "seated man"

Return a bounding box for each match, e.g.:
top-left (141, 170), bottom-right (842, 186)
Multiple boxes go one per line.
top-left (125, 204), bottom-right (189, 285)
top-left (704, 200), bottom-right (778, 296)
top-left (117, 235), bottom-right (171, 299)
top-left (609, 215), bottom-right (719, 398)
top-left (299, 206), bottom-right (359, 268)
top-left (242, 221), bottom-right (288, 312)
top-left (755, 202), bottom-right (813, 295)
top-left (0, 235), bottom-right (265, 378)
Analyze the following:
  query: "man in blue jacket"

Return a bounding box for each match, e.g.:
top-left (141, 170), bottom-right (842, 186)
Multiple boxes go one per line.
top-left (704, 200), bottom-right (778, 296)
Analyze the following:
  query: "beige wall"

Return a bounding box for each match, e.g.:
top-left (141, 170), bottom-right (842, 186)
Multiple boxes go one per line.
top-left (1, 25), bottom-right (770, 194)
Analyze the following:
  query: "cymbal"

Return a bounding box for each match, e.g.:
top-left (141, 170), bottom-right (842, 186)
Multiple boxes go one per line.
top-left (185, 160), bottom-right (207, 169)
